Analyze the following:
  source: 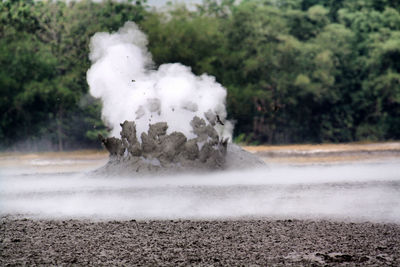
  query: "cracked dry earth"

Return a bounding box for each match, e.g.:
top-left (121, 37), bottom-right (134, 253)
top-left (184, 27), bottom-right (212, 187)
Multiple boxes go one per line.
top-left (1, 218), bottom-right (399, 266)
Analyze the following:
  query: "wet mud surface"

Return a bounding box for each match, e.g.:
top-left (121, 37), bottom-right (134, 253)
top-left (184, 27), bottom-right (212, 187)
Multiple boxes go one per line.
top-left (1, 218), bottom-right (399, 266)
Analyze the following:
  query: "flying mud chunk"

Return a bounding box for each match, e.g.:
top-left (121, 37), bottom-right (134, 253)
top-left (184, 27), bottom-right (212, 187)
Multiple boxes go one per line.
top-left (98, 135), bottom-right (125, 158)
top-left (204, 109), bottom-right (217, 126)
top-left (158, 132), bottom-right (187, 163)
top-left (190, 116), bottom-right (219, 144)
top-left (183, 139), bottom-right (199, 160)
top-left (141, 132), bottom-right (157, 155)
top-left (120, 120), bottom-right (137, 144)
top-left (147, 98), bottom-right (161, 115)
top-left (95, 114), bottom-right (264, 176)
top-left (120, 120), bottom-right (141, 157)
top-left (135, 106), bottom-right (145, 120)
top-left (148, 122), bottom-right (168, 140)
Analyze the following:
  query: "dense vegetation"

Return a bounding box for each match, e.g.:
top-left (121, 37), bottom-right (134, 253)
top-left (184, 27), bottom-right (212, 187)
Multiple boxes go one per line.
top-left (1, 0), bottom-right (399, 150)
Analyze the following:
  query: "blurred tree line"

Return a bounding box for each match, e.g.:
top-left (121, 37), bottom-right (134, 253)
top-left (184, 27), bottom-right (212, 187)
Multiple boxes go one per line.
top-left (0, 0), bottom-right (399, 150)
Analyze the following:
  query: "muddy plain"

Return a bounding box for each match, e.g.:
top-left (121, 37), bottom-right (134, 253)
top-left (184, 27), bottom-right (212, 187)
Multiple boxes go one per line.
top-left (2, 218), bottom-right (400, 266)
top-left (1, 143), bottom-right (400, 266)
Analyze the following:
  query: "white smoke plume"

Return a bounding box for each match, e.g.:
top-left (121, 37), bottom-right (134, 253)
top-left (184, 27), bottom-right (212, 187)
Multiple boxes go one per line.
top-left (87, 21), bottom-right (233, 140)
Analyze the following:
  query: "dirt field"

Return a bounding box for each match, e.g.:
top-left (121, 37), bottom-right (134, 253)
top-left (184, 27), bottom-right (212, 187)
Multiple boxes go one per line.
top-left (0, 150), bottom-right (108, 174)
top-left (244, 142), bottom-right (400, 164)
top-left (1, 218), bottom-right (400, 266)
top-left (1, 142), bottom-right (399, 266)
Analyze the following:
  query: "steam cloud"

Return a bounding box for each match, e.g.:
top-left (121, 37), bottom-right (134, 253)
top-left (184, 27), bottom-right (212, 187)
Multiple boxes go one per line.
top-left (87, 21), bottom-right (233, 140)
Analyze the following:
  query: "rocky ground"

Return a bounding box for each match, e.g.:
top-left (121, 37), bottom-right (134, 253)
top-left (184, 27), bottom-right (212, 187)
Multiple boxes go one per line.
top-left (1, 218), bottom-right (399, 266)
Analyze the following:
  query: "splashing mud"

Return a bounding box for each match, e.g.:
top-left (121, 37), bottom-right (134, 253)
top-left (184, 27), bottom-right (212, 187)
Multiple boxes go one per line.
top-left (95, 116), bottom-right (264, 175)
top-left (87, 21), bottom-right (232, 140)
top-left (86, 21), bottom-right (263, 175)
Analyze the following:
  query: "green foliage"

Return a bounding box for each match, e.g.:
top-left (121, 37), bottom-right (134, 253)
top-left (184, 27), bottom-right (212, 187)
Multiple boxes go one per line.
top-left (1, 0), bottom-right (399, 150)
top-left (0, 0), bottom-right (147, 150)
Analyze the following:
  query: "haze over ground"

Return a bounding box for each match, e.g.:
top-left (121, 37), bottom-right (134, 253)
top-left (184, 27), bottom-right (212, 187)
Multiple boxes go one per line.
top-left (1, 146), bottom-right (399, 223)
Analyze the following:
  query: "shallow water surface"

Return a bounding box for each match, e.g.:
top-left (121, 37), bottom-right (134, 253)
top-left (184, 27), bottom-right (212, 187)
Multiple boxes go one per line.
top-left (0, 152), bottom-right (399, 222)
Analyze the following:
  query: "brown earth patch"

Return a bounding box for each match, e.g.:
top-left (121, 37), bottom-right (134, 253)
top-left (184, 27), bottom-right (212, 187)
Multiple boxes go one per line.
top-left (243, 142), bottom-right (400, 164)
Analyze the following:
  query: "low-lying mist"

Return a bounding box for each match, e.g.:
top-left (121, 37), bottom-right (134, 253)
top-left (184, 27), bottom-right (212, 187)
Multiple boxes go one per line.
top-left (1, 162), bottom-right (399, 223)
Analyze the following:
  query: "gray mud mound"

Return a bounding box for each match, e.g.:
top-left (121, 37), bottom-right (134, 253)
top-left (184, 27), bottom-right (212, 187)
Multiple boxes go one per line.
top-left (94, 116), bottom-right (265, 176)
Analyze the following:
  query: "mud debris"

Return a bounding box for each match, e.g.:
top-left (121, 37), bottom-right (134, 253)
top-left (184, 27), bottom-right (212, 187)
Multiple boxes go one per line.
top-left (96, 115), bottom-right (264, 175)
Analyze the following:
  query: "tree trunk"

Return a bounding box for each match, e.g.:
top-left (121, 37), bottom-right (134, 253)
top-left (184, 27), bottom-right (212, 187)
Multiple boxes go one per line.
top-left (57, 106), bottom-right (64, 151)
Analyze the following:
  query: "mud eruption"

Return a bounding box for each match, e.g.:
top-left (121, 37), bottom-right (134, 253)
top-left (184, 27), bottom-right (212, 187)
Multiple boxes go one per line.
top-left (87, 21), bottom-right (233, 140)
top-left (87, 21), bottom-right (265, 175)
top-left (96, 116), bottom-right (264, 175)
